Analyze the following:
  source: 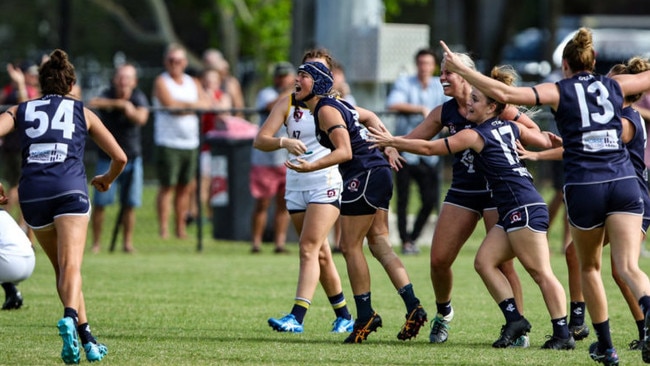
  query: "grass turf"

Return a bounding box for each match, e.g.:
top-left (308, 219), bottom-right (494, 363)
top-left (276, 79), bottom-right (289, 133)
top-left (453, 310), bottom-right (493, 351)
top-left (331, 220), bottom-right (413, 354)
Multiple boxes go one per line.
top-left (1, 185), bottom-right (649, 365)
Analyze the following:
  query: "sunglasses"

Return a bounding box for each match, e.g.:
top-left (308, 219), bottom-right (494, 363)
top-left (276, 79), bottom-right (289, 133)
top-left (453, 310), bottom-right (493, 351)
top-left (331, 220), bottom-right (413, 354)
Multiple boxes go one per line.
top-left (167, 57), bottom-right (185, 65)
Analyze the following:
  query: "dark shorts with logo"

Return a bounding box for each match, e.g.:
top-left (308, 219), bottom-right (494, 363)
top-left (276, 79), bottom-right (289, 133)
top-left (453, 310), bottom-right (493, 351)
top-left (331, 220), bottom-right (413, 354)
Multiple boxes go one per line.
top-left (341, 167), bottom-right (392, 216)
top-left (495, 203), bottom-right (548, 233)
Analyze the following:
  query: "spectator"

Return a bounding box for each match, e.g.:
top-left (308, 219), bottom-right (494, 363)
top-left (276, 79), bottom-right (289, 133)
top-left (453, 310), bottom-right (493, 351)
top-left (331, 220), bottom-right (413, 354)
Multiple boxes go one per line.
top-left (152, 43), bottom-right (212, 239)
top-left (386, 48), bottom-right (450, 254)
top-left (202, 48), bottom-right (245, 117)
top-left (0, 182), bottom-right (35, 310)
top-left (187, 67), bottom-right (233, 224)
top-left (249, 62), bottom-right (294, 254)
top-left (87, 63), bottom-right (150, 253)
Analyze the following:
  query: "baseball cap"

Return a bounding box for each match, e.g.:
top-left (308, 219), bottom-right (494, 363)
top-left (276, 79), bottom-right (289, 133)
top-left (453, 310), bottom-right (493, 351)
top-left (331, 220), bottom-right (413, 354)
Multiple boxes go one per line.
top-left (274, 61), bottom-right (295, 77)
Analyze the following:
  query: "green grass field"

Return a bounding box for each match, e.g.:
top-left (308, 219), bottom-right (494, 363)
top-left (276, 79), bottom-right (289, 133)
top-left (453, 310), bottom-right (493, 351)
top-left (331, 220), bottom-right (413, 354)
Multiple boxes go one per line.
top-left (1, 184), bottom-right (649, 365)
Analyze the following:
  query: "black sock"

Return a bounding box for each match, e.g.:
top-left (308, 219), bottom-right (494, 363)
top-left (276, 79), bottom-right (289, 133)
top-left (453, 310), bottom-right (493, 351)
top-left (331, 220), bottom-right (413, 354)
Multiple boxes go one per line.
top-left (569, 301), bottom-right (586, 326)
top-left (397, 283), bottom-right (419, 312)
top-left (1, 282), bottom-right (17, 297)
top-left (354, 292), bottom-right (373, 321)
top-left (551, 316), bottom-right (570, 339)
top-left (77, 323), bottom-right (97, 345)
top-left (593, 319), bottom-right (613, 350)
top-left (328, 292), bottom-right (352, 320)
top-left (498, 298), bottom-right (521, 323)
top-left (638, 295), bottom-right (650, 315)
top-left (636, 319), bottom-right (645, 341)
top-left (436, 300), bottom-right (452, 317)
top-left (63, 307), bottom-right (79, 326)
top-left (290, 297), bottom-right (310, 324)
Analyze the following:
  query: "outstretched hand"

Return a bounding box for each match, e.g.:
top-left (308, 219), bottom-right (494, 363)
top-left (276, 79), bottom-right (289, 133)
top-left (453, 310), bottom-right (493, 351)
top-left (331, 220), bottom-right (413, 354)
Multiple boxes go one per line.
top-left (366, 125), bottom-right (394, 149)
top-left (515, 140), bottom-right (539, 161)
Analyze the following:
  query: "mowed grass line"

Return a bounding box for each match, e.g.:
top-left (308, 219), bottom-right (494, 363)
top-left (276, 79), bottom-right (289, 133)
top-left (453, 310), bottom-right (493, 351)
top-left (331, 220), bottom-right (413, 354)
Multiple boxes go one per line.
top-left (2, 238), bottom-right (649, 365)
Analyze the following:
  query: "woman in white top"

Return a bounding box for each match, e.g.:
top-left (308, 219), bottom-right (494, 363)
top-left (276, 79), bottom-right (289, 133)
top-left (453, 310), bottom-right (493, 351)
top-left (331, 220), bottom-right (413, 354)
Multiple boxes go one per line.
top-left (0, 182), bottom-right (34, 310)
top-left (152, 43), bottom-right (212, 239)
top-left (255, 50), bottom-right (354, 333)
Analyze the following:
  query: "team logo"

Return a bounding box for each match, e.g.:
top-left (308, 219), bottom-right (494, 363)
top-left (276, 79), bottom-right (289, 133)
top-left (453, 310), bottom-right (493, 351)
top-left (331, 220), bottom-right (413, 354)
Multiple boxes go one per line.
top-left (347, 178), bottom-right (360, 192)
top-left (293, 109), bottom-right (303, 122)
top-left (509, 210), bottom-right (522, 223)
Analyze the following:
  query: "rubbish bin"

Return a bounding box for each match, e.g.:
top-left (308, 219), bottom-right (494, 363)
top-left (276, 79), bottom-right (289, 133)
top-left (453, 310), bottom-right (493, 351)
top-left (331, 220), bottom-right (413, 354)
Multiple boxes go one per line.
top-left (207, 117), bottom-right (258, 241)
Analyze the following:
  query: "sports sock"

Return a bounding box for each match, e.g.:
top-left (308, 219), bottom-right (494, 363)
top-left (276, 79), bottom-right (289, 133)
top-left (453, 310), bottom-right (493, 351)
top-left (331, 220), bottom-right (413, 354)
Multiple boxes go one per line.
top-left (397, 283), bottom-right (419, 312)
top-left (354, 292), bottom-right (373, 321)
top-left (498, 298), bottom-right (521, 323)
top-left (636, 319), bottom-right (645, 341)
top-left (63, 307), bottom-right (79, 326)
top-left (592, 319), bottom-right (613, 350)
top-left (77, 323), bottom-right (97, 345)
top-left (290, 297), bottom-right (310, 324)
top-left (328, 292), bottom-right (352, 320)
top-left (569, 301), bottom-right (586, 326)
top-left (638, 295), bottom-right (650, 315)
top-left (1, 282), bottom-right (17, 297)
top-left (436, 300), bottom-right (452, 317)
top-left (551, 316), bottom-right (570, 339)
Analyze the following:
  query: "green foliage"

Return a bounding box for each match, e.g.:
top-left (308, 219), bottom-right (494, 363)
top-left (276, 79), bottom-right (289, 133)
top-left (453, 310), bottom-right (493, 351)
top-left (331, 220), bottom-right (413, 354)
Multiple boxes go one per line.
top-left (384, 0), bottom-right (429, 21)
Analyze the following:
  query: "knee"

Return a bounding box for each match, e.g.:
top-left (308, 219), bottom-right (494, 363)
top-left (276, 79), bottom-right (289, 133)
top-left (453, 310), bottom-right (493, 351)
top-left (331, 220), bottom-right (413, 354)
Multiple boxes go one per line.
top-left (473, 256), bottom-right (487, 275)
top-left (368, 240), bottom-right (399, 267)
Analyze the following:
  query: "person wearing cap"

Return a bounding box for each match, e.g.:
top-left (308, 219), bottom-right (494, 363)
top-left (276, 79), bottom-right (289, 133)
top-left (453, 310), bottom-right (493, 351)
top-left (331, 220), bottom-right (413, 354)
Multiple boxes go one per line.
top-left (286, 61), bottom-right (428, 344)
top-left (248, 62), bottom-right (295, 254)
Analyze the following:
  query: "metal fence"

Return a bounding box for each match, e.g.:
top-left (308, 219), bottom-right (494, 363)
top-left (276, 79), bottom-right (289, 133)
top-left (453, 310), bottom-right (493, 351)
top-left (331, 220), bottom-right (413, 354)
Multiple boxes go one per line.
top-left (0, 104), bottom-right (558, 252)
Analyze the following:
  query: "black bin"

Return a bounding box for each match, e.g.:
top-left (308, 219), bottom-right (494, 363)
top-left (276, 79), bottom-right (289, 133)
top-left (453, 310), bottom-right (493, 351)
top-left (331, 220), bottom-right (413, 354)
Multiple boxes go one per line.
top-left (208, 136), bottom-right (254, 241)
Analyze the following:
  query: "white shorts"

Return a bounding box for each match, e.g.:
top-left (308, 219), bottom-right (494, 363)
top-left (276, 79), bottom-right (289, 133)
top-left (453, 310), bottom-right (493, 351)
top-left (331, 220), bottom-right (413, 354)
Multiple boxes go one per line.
top-left (285, 186), bottom-right (341, 212)
top-left (0, 253), bottom-right (35, 283)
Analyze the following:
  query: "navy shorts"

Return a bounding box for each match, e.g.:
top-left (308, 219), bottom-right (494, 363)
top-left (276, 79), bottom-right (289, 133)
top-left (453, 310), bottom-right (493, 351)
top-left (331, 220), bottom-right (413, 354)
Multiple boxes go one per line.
top-left (496, 203), bottom-right (549, 233)
top-left (443, 188), bottom-right (497, 216)
top-left (341, 166), bottom-right (392, 216)
top-left (565, 178), bottom-right (644, 230)
top-left (21, 193), bottom-right (91, 229)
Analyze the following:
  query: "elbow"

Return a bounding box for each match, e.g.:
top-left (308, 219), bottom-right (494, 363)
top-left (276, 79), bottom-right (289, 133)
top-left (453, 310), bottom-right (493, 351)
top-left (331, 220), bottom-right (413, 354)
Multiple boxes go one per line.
top-left (115, 152), bottom-right (128, 169)
top-left (252, 137), bottom-right (268, 151)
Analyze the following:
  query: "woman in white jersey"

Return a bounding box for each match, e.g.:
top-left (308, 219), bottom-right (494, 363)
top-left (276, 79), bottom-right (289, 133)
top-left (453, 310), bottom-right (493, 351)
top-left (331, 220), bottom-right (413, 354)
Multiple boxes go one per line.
top-left (256, 49), bottom-right (354, 333)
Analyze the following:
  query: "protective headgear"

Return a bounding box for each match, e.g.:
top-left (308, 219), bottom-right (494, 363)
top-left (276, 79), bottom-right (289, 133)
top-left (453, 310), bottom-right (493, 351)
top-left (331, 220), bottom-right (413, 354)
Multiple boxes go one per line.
top-left (297, 61), bottom-right (333, 100)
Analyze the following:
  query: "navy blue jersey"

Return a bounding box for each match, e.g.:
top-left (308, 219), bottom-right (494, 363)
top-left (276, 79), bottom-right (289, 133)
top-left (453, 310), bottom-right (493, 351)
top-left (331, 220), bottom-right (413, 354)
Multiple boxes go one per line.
top-left (473, 118), bottom-right (545, 217)
top-left (553, 72), bottom-right (636, 184)
top-left (622, 106), bottom-right (650, 216)
top-left (440, 98), bottom-right (489, 192)
top-left (623, 106), bottom-right (648, 182)
top-left (16, 95), bottom-right (89, 202)
top-left (313, 96), bottom-right (388, 179)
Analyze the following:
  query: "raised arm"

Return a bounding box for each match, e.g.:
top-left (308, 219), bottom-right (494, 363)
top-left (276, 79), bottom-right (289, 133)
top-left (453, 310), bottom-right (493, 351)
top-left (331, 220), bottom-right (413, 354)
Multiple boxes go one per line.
top-left (440, 41), bottom-right (559, 109)
top-left (613, 71), bottom-right (650, 99)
